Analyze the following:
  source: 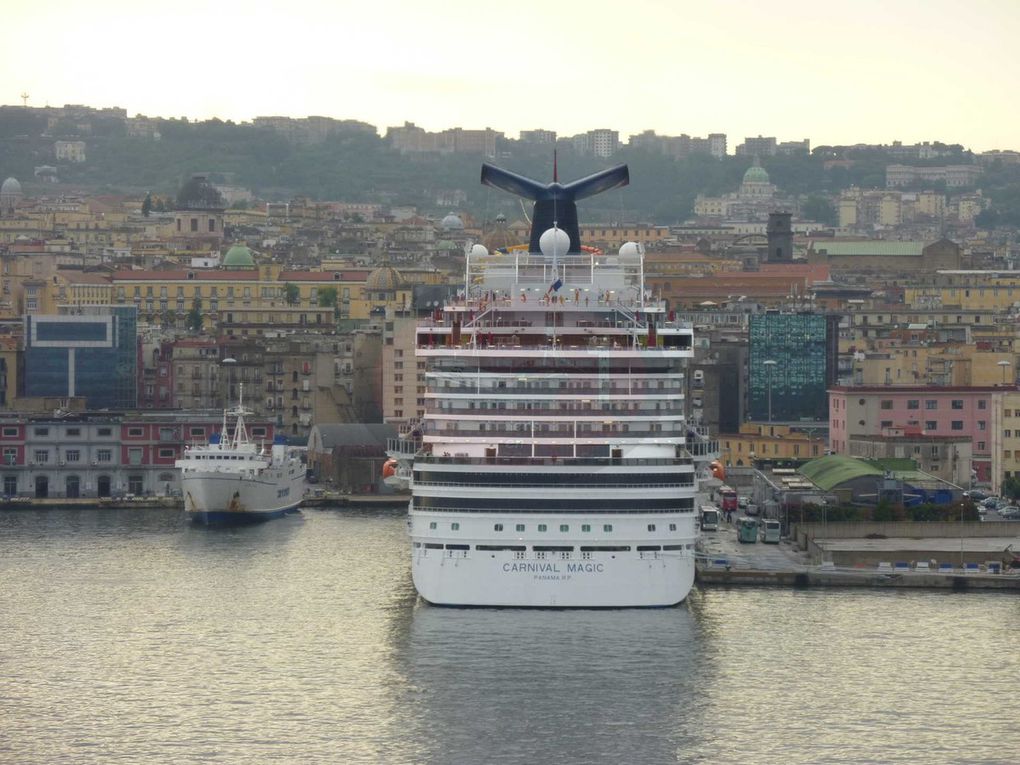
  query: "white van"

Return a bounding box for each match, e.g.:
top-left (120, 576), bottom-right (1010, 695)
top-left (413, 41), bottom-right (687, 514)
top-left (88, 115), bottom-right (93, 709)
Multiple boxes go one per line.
top-left (760, 518), bottom-right (781, 543)
top-left (700, 505), bottom-right (720, 531)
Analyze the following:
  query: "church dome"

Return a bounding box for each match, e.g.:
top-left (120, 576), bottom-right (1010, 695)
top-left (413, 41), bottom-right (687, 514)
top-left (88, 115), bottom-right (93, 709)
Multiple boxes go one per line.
top-left (1, 177), bottom-right (22, 195)
top-left (222, 244), bottom-right (256, 268)
top-left (440, 212), bottom-right (464, 230)
top-left (366, 265), bottom-right (403, 291)
top-left (742, 164), bottom-right (770, 184)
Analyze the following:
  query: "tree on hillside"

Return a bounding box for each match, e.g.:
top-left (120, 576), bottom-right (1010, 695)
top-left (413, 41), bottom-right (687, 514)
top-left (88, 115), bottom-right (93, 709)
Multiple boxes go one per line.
top-left (176, 175), bottom-right (224, 210)
top-left (142, 192), bottom-right (152, 217)
top-left (186, 298), bottom-right (203, 333)
top-left (802, 195), bottom-right (837, 226)
top-left (284, 283), bottom-right (300, 305)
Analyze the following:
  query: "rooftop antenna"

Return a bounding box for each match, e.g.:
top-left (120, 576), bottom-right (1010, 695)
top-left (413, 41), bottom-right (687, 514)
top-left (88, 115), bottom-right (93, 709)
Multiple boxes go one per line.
top-left (20, 92), bottom-right (29, 107)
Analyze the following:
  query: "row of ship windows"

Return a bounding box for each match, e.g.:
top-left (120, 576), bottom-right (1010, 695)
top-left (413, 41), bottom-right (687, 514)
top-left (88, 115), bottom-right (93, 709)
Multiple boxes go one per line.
top-left (428, 522), bottom-right (679, 533)
top-left (414, 543), bottom-right (695, 552)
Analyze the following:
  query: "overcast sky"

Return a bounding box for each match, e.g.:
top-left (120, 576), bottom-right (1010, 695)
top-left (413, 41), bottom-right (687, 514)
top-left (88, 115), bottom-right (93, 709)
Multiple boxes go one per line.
top-left (4, 0), bottom-right (1019, 151)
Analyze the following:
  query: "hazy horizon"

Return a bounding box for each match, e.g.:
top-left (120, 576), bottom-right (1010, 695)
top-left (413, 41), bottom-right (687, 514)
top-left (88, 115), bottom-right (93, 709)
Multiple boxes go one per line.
top-left (4, 0), bottom-right (1019, 153)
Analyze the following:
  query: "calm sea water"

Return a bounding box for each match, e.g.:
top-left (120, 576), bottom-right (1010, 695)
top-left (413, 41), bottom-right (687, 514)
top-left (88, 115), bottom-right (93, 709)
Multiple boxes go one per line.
top-left (1, 507), bottom-right (1017, 765)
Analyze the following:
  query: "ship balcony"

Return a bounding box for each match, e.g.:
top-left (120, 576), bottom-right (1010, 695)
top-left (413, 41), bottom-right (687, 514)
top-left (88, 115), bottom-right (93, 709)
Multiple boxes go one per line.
top-left (387, 437), bottom-right (421, 459)
top-left (422, 429), bottom-right (686, 440)
top-left (423, 404), bottom-right (687, 417)
top-left (426, 384), bottom-right (686, 396)
top-left (414, 454), bottom-right (693, 468)
top-left (417, 345), bottom-right (694, 358)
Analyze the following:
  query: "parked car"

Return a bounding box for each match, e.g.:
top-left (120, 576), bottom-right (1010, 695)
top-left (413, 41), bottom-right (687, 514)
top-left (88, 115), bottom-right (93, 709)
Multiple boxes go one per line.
top-left (968, 490), bottom-right (989, 501)
top-left (738, 495), bottom-right (750, 509)
top-left (999, 506), bottom-right (1020, 520)
top-left (982, 496), bottom-right (1000, 509)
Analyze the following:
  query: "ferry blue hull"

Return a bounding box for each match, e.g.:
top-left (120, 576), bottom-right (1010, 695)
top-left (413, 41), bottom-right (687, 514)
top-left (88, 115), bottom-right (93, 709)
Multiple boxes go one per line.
top-left (190, 503), bottom-right (301, 527)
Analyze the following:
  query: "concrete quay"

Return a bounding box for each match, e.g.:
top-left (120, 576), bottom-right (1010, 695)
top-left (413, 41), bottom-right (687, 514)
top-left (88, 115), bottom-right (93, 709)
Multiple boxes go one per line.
top-left (696, 519), bottom-right (1020, 591)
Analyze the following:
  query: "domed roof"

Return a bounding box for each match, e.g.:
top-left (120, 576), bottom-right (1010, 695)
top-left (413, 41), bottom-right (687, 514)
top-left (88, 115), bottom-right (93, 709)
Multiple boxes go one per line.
top-left (743, 164), bottom-right (770, 184)
top-left (366, 265), bottom-right (403, 291)
top-left (222, 244), bottom-right (255, 268)
top-left (1, 177), bottom-right (22, 195)
top-left (440, 212), bottom-right (464, 230)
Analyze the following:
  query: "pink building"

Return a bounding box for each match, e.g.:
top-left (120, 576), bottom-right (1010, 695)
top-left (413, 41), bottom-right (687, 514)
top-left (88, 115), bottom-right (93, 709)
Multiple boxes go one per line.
top-left (829, 386), bottom-right (997, 483)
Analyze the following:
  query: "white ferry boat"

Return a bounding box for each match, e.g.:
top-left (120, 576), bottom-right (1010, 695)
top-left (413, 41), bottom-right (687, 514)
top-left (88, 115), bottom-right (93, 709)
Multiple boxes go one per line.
top-left (388, 161), bottom-right (717, 607)
top-left (176, 388), bottom-right (304, 526)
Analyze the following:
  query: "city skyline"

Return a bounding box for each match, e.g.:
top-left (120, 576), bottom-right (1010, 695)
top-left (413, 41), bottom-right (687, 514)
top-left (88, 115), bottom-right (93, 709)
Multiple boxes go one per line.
top-left (3, 0), bottom-right (1020, 152)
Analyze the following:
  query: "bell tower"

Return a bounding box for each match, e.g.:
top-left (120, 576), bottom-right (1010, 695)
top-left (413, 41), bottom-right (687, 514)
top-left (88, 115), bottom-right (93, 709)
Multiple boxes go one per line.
top-left (766, 212), bottom-right (793, 263)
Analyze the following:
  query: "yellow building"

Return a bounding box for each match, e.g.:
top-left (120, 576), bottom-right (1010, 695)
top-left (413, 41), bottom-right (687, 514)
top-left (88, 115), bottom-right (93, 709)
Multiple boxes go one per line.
top-left (720, 423), bottom-right (826, 467)
top-left (904, 272), bottom-right (1020, 313)
top-left (852, 346), bottom-right (1015, 387)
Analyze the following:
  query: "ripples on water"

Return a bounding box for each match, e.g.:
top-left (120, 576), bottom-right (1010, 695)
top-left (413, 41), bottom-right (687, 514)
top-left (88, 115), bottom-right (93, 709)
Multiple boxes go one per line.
top-left (1, 508), bottom-right (1017, 764)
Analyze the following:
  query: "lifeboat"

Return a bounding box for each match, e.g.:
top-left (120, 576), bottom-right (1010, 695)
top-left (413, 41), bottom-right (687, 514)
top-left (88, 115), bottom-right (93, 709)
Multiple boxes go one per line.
top-left (382, 458), bottom-right (398, 479)
top-left (709, 460), bottom-right (726, 481)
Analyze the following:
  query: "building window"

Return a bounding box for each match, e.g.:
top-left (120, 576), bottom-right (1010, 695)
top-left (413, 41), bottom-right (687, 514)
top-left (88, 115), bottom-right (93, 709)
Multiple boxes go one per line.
top-left (880, 400), bottom-right (893, 410)
top-left (925, 400), bottom-right (937, 410)
top-left (951, 400), bottom-right (964, 410)
top-left (907, 400), bottom-right (919, 410)
top-left (128, 448), bottom-right (143, 465)
top-left (33, 427), bottom-right (49, 437)
top-left (32, 450), bottom-right (48, 463)
top-left (96, 449), bottom-right (112, 463)
top-left (978, 400), bottom-right (987, 410)
top-left (581, 524), bottom-right (591, 532)
top-left (158, 448), bottom-right (175, 458)
top-left (429, 521), bottom-right (436, 530)
top-left (925, 421), bottom-right (937, 431)
top-left (515, 524), bottom-right (525, 532)
top-left (978, 441), bottom-right (986, 451)
top-left (979, 421), bottom-right (986, 431)
top-left (647, 524), bottom-right (657, 531)
top-left (538, 524), bottom-right (547, 532)
top-left (65, 449), bottom-right (80, 462)
top-left (951, 421), bottom-right (963, 430)
top-left (669, 523), bottom-right (677, 531)
top-left (494, 523), bottom-right (503, 531)
top-left (2, 448), bottom-right (17, 465)
top-left (97, 428), bottom-right (112, 437)
top-left (559, 524), bottom-right (569, 532)
top-left (881, 420), bottom-right (892, 428)
top-left (2, 427), bottom-right (17, 437)
top-left (603, 524), bottom-right (613, 532)
top-left (128, 427), bottom-right (144, 437)
top-left (451, 522), bottom-right (459, 531)
top-left (66, 428), bottom-right (80, 437)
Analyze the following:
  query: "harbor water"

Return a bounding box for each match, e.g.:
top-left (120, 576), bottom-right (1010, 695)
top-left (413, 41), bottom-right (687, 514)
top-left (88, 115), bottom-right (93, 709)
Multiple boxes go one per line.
top-left (1, 507), bottom-right (1017, 764)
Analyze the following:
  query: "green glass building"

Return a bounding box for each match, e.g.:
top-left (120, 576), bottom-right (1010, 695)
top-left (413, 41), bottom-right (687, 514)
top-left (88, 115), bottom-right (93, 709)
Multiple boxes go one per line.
top-left (748, 312), bottom-right (836, 423)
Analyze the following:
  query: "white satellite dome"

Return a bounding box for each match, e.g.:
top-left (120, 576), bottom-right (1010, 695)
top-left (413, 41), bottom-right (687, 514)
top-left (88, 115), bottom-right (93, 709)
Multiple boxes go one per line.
top-left (470, 243), bottom-right (489, 258)
top-left (619, 241), bottom-right (641, 259)
top-left (539, 227), bottom-right (571, 258)
top-left (1, 177), bottom-right (22, 195)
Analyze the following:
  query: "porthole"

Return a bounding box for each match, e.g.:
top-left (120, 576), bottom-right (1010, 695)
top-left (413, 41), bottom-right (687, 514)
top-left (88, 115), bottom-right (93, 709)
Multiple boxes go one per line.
top-left (538, 524), bottom-right (547, 532)
top-left (603, 524), bottom-right (613, 532)
top-left (559, 524), bottom-right (569, 532)
top-left (451, 522), bottom-right (460, 531)
top-left (647, 524), bottom-right (656, 532)
top-left (494, 523), bottom-right (504, 531)
top-left (515, 523), bottom-right (525, 532)
top-left (429, 522), bottom-right (437, 530)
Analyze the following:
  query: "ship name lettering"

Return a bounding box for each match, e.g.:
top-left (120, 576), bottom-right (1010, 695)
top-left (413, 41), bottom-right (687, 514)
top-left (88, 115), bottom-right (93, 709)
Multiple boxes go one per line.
top-left (567, 563), bottom-right (605, 573)
top-left (502, 562), bottom-right (560, 573)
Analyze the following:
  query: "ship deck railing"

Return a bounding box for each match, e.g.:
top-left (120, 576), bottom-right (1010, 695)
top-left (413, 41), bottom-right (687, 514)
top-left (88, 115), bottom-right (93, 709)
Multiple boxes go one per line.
top-left (387, 437), bottom-right (421, 458)
top-left (422, 429), bottom-right (690, 439)
top-left (685, 439), bottom-right (720, 458)
top-left (414, 455), bottom-right (693, 467)
top-left (417, 316), bottom-right (694, 331)
top-left (416, 341), bottom-right (692, 352)
top-left (411, 480), bottom-right (695, 489)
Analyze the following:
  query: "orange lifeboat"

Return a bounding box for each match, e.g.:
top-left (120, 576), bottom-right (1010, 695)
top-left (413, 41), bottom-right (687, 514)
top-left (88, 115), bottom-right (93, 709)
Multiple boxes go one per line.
top-left (710, 460), bottom-right (726, 481)
top-left (382, 458), bottom-right (398, 479)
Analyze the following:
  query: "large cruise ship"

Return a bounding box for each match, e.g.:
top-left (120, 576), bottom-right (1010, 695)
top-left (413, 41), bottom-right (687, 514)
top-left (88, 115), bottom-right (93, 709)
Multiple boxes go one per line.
top-left (388, 161), bottom-right (717, 607)
top-left (176, 388), bottom-right (304, 526)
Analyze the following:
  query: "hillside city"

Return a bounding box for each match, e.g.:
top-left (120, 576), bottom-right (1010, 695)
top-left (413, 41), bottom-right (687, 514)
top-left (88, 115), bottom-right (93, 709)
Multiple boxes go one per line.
top-left (2, 102), bottom-right (1020, 506)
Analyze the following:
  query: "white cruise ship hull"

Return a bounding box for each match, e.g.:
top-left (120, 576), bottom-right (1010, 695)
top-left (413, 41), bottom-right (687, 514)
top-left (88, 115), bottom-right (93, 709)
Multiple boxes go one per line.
top-left (412, 548), bottom-right (695, 607)
top-left (182, 470), bottom-right (303, 526)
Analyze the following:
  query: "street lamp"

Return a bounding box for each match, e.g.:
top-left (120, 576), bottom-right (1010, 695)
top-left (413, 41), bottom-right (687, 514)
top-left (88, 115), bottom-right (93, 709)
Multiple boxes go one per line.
top-left (763, 359), bottom-right (778, 425)
top-left (998, 359), bottom-right (1011, 386)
